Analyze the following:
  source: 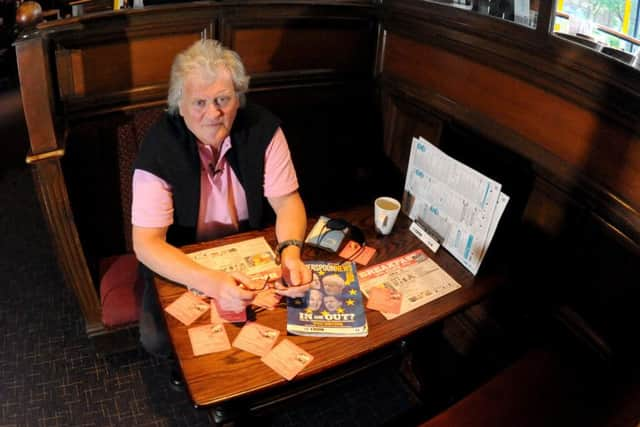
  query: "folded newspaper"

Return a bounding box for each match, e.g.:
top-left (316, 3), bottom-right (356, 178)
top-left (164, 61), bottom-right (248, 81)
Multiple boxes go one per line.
top-left (358, 249), bottom-right (461, 320)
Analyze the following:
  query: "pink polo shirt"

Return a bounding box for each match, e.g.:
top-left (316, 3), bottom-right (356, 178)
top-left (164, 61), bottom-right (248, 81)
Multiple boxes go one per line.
top-left (132, 127), bottom-right (298, 242)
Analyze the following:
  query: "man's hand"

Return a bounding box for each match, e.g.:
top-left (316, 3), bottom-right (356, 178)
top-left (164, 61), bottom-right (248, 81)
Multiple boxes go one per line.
top-left (276, 248), bottom-right (312, 298)
top-left (268, 190), bottom-right (308, 297)
top-left (203, 270), bottom-right (255, 313)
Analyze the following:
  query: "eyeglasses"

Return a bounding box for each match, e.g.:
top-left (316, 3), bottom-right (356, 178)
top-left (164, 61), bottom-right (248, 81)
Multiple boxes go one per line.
top-left (240, 274), bottom-right (311, 292)
top-left (317, 218), bottom-right (367, 264)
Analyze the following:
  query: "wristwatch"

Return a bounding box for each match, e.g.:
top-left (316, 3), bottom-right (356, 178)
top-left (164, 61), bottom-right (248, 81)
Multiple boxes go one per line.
top-left (275, 239), bottom-right (304, 264)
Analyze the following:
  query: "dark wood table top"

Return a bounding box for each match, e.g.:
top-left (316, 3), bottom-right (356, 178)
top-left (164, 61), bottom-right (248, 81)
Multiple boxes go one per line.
top-left (154, 205), bottom-right (506, 408)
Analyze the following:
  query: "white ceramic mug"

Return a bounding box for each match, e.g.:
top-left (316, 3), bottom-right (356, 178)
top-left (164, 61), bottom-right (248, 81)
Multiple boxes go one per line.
top-left (374, 196), bottom-right (401, 235)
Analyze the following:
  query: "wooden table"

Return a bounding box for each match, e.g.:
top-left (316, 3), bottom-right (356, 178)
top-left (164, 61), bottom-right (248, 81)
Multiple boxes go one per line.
top-left (154, 205), bottom-right (506, 425)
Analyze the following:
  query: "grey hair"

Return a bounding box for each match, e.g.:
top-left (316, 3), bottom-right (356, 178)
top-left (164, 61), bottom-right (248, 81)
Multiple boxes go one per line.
top-left (167, 39), bottom-right (250, 114)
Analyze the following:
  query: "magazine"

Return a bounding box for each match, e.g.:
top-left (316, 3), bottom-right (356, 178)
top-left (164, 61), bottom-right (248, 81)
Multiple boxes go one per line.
top-left (286, 261), bottom-right (368, 337)
top-left (358, 249), bottom-right (461, 320)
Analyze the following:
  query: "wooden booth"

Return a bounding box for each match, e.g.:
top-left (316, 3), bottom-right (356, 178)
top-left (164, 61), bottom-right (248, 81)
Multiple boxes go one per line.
top-left (14, 0), bottom-right (640, 421)
top-left (15, 1), bottom-right (384, 347)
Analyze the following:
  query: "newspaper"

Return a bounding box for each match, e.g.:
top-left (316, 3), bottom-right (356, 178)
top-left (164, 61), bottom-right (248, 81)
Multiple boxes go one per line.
top-left (403, 136), bottom-right (509, 275)
top-left (358, 249), bottom-right (461, 320)
top-left (187, 237), bottom-right (280, 281)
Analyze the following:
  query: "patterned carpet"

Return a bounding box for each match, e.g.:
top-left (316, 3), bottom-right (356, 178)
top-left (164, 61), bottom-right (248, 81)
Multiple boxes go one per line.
top-left (0, 164), bottom-right (419, 426)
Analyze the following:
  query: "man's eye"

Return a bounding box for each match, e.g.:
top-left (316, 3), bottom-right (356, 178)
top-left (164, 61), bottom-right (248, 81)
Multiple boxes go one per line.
top-left (195, 100), bottom-right (206, 107)
top-left (216, 97), bottom-right (230, 107)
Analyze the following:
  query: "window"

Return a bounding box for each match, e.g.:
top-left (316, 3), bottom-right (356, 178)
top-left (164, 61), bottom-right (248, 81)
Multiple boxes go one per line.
top-left (553, 0), bottom-right (640, 62)
top-left (424, 0), bottom-right (538, 28)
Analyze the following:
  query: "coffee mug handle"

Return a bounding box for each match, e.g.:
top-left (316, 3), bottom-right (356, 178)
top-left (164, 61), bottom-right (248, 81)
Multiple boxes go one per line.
top-left (379, 214), bottom-right (388, 228)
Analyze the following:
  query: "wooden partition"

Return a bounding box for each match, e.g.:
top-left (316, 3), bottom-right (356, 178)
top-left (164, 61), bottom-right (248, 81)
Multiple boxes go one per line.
top-left (379, 0), bottom-right (639, 362)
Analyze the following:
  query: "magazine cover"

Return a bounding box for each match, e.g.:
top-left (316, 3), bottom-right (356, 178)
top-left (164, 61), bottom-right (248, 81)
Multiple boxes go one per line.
top-left (286, 261), bottom-right (368, 337)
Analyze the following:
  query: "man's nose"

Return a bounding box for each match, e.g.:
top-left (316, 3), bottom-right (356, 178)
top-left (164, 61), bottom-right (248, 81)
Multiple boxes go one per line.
top-left (205, 102), bottom-right (223, 118)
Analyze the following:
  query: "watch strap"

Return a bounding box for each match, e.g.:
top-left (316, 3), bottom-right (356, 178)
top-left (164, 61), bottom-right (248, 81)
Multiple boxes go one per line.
top-left (275, 239), bottom-right (304, 263)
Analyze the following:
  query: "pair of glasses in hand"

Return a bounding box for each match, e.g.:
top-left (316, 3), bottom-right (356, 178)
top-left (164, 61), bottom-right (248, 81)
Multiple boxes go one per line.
top-left (239, 275), bottom-right (311, 292)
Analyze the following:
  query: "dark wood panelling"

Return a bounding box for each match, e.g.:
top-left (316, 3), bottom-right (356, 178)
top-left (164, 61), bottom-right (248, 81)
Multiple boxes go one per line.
top-left (383, 33), bottom-right (640, 213)
top-left (379, 34), bottom-right (640, 370)
top-left (232, 27), bottom-right (372, 74)
top-left (39, 3), bottom-right (380, 116)
top-left (383, 0), bottom-right (640, 132)
top-left (563, 213), bottom-right (640, 358)
top-left (380, 87), bottom-right (444, 175)
top-left (56, 33), bottom-right (198, 99)
top-left (521, 177), bottom-right (584, 240)
top-left (518, 175), bottom-right (640, 359)
top-left (380, 76), bottom-right (640, 247)
top-left (379, 84), bottom-right (639, 363)
top-left (36, 5), bottom-right (219, 116)
top-left (219, 4), bottom-right (378, 87)
top-left (248, 82), bottom-right (388, 215)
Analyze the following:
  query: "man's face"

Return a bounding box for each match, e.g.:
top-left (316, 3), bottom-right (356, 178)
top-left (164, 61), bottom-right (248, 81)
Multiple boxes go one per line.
top-left (308, 289), bottom-right (323, 311)
top-left (323, 295), bottom-right (342, 312)
top-left (179, 65), bottom-right (239, 148)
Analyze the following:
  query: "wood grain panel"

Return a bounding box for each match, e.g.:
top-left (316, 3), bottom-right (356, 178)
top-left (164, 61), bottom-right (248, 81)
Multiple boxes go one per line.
top-left (56, 33), bottom-right (199, 99)
top-left (381, 88), bottom-right (444, 175)
top-left (232, 27), bottom-right (372, 74)
top-left (521, 178), bottom-right (581, 239)
top-left (383, 33), bottom-right (640, 210)
top-left (383, 0), bottom-right (640, 130)
top-left (15, 37), bottom-right (59, 155)
top-left (32, 159), bottom-right (103, 335)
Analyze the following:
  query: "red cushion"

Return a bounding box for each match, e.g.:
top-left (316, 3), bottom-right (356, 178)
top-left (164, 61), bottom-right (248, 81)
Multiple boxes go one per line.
top-left (99, 254), bottom-right (144, 327)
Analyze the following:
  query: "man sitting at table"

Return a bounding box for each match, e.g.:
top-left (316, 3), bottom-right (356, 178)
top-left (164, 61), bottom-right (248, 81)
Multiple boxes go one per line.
top-left (131, 39), bottom-right (312, 365)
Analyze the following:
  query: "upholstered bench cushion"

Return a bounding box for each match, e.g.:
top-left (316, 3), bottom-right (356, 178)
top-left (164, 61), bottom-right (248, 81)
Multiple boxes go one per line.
top-left (99, 254), bottom-right (144, 327)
